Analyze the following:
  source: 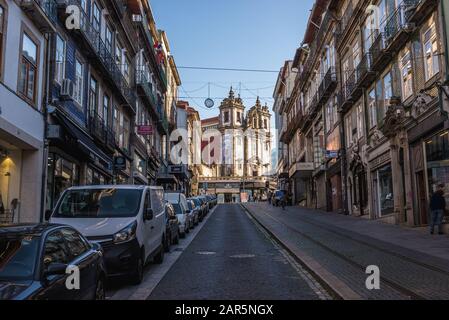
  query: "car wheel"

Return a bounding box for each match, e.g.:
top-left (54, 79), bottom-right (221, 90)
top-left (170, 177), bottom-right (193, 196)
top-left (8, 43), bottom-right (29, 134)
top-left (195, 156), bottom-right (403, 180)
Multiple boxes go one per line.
top-left (164, 233), bottom-right (170, 253)
top-left (173, 230), bottom-right (180, 244)
top-left (94, 276), bottom-right (106, 300)
top-left (131, 253), bottom-right (144, 285)
top-left (153, 241), bottom-right (165, 264)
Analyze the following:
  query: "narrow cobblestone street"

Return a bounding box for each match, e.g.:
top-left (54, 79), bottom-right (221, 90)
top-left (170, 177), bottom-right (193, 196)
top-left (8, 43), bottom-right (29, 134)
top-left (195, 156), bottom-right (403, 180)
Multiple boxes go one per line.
top-left (243, 203), bottom-right (449, 300)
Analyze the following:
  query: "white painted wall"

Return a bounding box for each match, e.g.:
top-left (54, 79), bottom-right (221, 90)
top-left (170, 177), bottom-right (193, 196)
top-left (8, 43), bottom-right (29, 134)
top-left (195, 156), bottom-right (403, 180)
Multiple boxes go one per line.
top-left (1, 1), bottom-right (46, 142)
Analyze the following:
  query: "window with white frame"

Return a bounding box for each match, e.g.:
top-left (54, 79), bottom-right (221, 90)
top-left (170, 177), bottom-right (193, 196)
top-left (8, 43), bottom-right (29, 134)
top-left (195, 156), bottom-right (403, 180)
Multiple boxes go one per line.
top-left (368, 88), bottom-right (377, 129)
top-left (356, 104), bottom-right (364, 140)
top-left (345, 113), bottom-right (353, 147)
top-left (105, 25), bottom-right (113, 55)
top-left (423, 23), bottom-right (440, 81)
top-left (74, 58), bottom-right (83, 105)
top-left (332, 95), bottom-right (338, 127)
top-left (92, 2), bottom-right (101, 32)
top-left (55, 35), bottom-right (65, 84)
top-left (400, 50), bottom-right (413, 99)
top-left (326, 100), bottom-right (333, 133)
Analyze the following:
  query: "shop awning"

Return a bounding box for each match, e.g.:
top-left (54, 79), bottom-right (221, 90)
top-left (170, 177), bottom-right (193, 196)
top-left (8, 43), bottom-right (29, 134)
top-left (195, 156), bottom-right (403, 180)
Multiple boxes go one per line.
top-left (156, 173), bottom-right (179, 185)
top-left (55, 113), bottom-right (112, 165)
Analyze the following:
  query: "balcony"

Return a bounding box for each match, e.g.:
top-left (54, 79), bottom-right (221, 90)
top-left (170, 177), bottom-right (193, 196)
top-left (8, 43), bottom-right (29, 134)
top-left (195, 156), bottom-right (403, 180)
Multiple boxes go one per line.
top-left (354, 53), bottom-right (376, 89)
top-left (136, 70), bottom-right (159, 116)
top-left (336, 1), bottom-right (354, 49)
top-left (383, 1), bottom-right (419, 53)
top-left (88, 110), bottom-right (116, 151)
top-left (369, 32), bottom-right (392, 72)
top-left (58, 0), bottom-right (136, 113)
top-left (20, 0), bottom-right (57, 32)
top-left (134, 6), bottom-right (168, 91)
top-left (405, 0), bottom-right (438, 25)
top-left (157, 105), bottom-right (169, 134)
top-left (340, 72), bottom-right (356, 112)
top-left (317, 67), bottom-right (337, 106)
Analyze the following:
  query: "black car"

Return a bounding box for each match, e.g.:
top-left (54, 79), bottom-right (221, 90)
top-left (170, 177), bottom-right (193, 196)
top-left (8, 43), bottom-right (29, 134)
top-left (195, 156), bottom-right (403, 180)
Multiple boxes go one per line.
top-left (164, 201), bottom-right (180, 252)
top-left (0, 224), bottom-right (106, 300)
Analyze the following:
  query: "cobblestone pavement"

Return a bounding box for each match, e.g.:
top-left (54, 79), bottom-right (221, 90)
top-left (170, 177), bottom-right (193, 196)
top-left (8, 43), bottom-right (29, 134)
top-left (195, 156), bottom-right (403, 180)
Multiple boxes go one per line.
top-left (148, 204), bottom-right (331, 300)
top-left (243, 203), bottom-right (449, 300)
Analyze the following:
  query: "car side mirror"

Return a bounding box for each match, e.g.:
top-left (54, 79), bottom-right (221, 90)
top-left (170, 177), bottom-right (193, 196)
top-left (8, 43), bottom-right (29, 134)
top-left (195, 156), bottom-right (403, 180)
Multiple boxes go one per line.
top-left (45, 209), bottom-right (53, 221)
top-left (144, 208), bottom-right (154, 221)
top-left (45, 263), bottom-right (68, 277)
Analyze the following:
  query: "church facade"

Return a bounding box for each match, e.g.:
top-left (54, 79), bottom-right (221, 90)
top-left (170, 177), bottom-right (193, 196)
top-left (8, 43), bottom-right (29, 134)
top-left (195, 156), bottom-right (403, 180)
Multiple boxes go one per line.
top-left (199, 88), bottom-right (273, 203)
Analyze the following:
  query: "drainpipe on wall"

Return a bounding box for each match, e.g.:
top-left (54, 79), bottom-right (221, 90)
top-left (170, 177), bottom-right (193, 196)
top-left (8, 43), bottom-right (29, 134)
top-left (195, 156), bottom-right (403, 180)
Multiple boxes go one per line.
top-left (441, 0), bottom-right (449, 84)
top-left (39, 33), bottom-right (52, 223)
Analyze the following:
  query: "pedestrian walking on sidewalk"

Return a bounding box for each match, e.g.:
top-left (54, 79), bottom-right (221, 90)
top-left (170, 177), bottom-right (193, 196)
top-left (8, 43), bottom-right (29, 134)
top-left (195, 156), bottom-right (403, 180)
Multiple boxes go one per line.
top-left (430, 184), bottom-right (446, 235)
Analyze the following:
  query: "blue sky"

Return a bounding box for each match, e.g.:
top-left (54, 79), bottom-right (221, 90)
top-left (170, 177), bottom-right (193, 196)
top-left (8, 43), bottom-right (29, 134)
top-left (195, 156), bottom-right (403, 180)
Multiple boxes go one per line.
top-left (151, 0), bottom-right (314, 120)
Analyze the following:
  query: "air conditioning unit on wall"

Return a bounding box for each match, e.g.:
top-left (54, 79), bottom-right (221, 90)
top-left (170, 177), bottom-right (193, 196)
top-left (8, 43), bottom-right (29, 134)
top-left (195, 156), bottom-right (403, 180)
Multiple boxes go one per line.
top-left (60, 79), bottom-right (75, 101)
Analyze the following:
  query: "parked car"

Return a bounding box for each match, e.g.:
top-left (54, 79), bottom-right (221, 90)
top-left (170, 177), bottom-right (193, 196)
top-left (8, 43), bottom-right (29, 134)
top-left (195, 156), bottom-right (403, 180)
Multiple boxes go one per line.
top-left (164, 192), bottom-right (191, 238)
top-left (191, 197), bottom-right (206, 222)
top-left (187, 199), bottom-right (200, 226)
top-left (49, 185), bottom-right (166, 285)
top-left (205, 195), bottom-right (214, 209)
top-left (0, 224), bottom-right (106, 300)
top-left (273, 190), bottom-right (287, 207)
top-left (164, 201), bottom-right (180, 252)
top-left (198, 195), bottom-right (209, 215)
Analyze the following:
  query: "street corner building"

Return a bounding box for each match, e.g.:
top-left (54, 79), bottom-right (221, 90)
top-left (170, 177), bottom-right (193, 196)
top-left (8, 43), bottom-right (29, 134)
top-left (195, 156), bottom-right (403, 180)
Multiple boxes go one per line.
top-left (274, 0), bottom-right (449, 232)
top-left (0, 0), bottom-right (184, 224)
top-left (199, 88), bottom-right (273, 203)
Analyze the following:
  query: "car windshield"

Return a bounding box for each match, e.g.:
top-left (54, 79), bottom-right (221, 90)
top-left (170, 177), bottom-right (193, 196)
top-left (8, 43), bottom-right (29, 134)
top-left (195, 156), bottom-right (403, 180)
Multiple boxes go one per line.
top-left (192, 199), bottom-right (201, 206)
top-left (165, 193), bottom-right (181, 203)
top-left (173, 203), bottom-right (184, 215)
top-left (0, 236), bottom-right (39, 280)
top-left (54, 188), bottom-right (142, 218)
top-left (187, 201), bottom-right (194, 210)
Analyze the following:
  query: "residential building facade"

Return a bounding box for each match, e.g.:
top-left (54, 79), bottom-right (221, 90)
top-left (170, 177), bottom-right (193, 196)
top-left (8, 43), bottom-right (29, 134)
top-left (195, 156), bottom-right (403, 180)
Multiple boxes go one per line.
top-left (0, 0), bottom-right (180, 223)
top-left (0, 0), bottom-right (52, 223)
top-left (276, 0), bottom-right (449, 231)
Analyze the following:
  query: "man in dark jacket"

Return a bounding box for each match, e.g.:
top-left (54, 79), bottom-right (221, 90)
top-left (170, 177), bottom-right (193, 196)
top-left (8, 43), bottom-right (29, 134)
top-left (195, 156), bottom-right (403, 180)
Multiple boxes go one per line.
top-left (430, 184), bottom-right (446, 235)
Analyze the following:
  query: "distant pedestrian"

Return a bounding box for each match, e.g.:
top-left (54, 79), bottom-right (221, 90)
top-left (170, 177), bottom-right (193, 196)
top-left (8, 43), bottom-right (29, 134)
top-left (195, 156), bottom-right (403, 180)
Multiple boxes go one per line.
top-left (281, 193), bottom-right (286, 211)
top-left (430, 184), bottom-right (446, 235)
top-left (268, 191), bottom-right (272, 205)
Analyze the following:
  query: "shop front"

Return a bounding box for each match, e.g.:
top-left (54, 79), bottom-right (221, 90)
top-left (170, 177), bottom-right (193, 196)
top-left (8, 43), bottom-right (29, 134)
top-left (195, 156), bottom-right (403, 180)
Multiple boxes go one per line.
top-left (407, 108), bottom-right (449, 229)
top-left (47, 112), bottom-right (114, 209)
top-left (289, 162), bottom-right (314, 207)
top-left (370, 152), bottom-right (395, 222)
top-left (0, 125), bottom-right (44, 224)
top-left (416, 129), bottom-right (449, 229)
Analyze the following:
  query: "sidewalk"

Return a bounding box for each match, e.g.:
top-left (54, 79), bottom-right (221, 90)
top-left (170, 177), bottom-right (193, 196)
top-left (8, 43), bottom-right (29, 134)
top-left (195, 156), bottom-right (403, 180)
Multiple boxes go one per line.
top-left (242, 203), bottom-right (449, 300)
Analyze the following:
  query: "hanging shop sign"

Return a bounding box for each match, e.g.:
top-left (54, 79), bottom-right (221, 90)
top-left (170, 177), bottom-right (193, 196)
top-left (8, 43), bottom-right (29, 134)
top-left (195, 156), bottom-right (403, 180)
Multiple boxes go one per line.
top-left (137, 125), bottom-right (153, 136)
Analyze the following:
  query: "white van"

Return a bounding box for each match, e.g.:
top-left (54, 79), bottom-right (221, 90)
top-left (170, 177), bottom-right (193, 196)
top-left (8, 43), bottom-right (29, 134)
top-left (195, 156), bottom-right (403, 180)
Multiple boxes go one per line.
top-left (49, 185), bottom-right (166, 284)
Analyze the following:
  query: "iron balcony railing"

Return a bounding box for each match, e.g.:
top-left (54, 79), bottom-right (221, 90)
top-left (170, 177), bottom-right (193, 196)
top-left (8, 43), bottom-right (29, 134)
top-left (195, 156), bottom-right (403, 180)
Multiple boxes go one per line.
top-left (317, 67), bottom-right (337, 105)
top-left (88, 110), bottom-right (116, 149)
top-left (20, 0), bottom-right (58, 31)
top-left (37, 0), bottom-right (58, 22)
top-left (299, 10), bottom-right (333, 87)
top-left (135, 7), bottom-right (168, 90)
top-left (336, 1), bottom-right (354, 48)
top-left (342, 71), bottom-right (356, 105)
top-left (354, 53), bottom-right (373, 84)
top-left (64, 0), bottom-right (136, 112)
top-left (136, 70), bottom-right (160, 115)
top-left (383, 0), bottom-right (420, 41)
